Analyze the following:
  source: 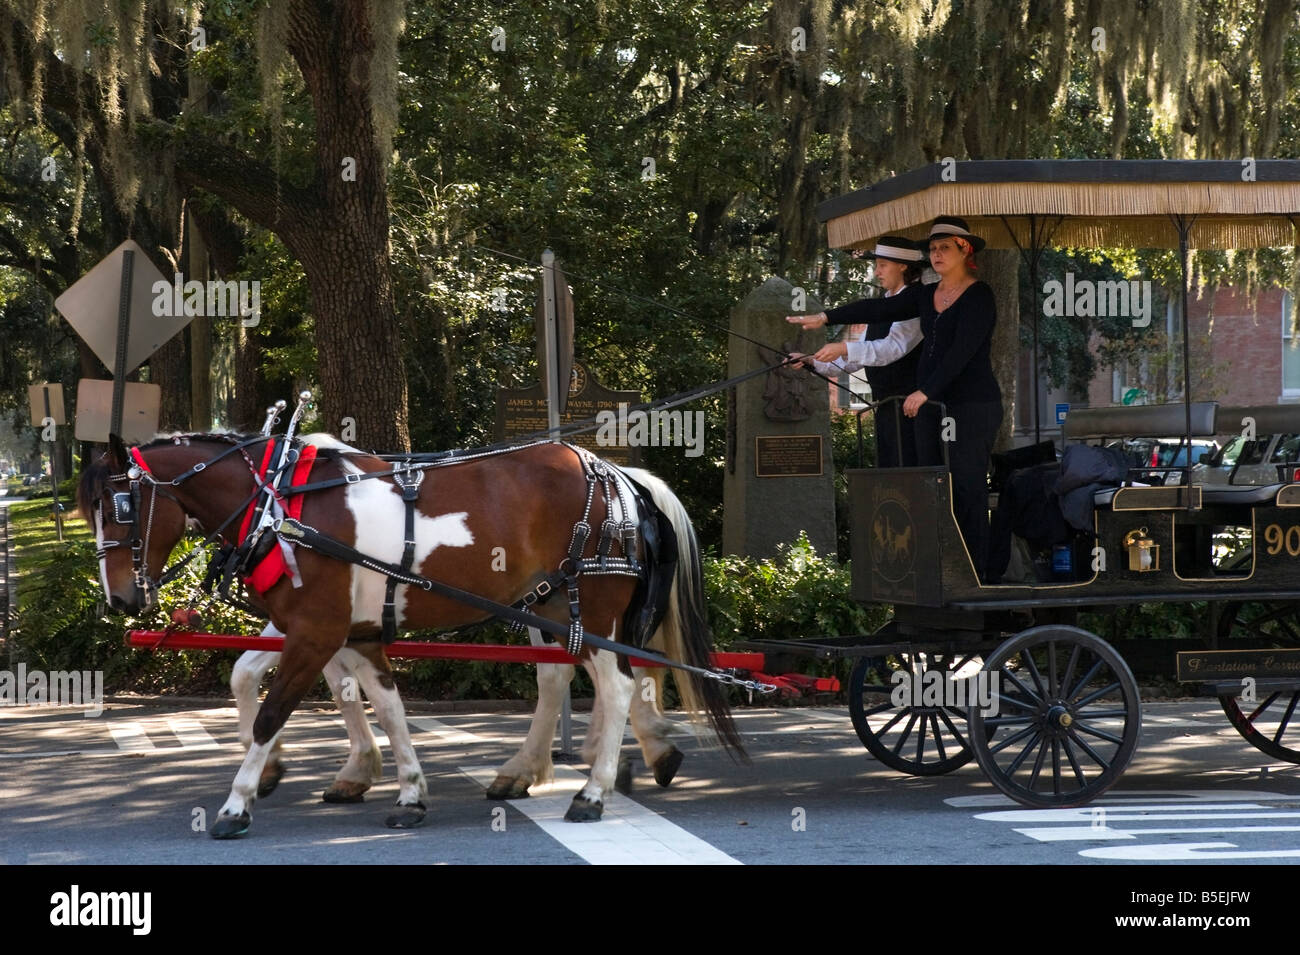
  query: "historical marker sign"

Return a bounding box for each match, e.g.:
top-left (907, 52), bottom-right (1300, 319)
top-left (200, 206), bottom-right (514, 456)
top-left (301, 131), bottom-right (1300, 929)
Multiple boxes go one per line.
top-left (496, 361), bottom-right (642, 466)
top-left (754, 434), bottom-right (824, 477)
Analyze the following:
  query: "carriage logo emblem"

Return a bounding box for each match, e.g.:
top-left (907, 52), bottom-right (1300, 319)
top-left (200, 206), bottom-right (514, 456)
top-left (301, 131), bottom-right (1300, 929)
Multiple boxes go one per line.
top-left (870, 499), bottom-right (914, 583)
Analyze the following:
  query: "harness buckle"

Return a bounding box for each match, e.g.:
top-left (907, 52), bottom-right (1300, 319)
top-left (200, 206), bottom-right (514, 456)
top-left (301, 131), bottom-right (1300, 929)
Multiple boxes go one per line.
top-left (345, 472), bottom-right (363, 484)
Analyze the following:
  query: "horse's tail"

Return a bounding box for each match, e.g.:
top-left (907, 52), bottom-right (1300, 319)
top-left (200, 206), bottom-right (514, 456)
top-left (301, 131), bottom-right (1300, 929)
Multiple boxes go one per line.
top-left (621, 467), bottom-right (747, 761)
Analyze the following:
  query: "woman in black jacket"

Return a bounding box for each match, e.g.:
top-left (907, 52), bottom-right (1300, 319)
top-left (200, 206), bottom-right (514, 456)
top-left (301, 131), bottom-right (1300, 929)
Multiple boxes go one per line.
top-left (793, 236), bottom-right (925, 467)
top-left (788, 216), bottom-right (1003, 580)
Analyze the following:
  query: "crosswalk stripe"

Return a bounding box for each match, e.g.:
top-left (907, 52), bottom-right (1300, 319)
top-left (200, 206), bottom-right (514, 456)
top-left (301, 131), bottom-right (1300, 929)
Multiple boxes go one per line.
top-left (458, 764), bottom-right (741, 865)
top-left (167, 718), bottom-right (221, 750)
top-left (109, 723), bottom-right (155, 751)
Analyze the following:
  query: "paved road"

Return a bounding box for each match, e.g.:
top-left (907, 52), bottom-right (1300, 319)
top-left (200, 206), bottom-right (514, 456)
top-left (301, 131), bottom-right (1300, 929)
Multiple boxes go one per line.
top-left (1, 698), bottom-right (1298, 864)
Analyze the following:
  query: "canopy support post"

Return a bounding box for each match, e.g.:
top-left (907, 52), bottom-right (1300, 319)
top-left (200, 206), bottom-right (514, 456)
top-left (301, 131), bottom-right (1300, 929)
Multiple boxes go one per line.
top-left (1000, 214), bottom-right (1063, 446)
top-left (1171, 213), bottom-right (1199, 498)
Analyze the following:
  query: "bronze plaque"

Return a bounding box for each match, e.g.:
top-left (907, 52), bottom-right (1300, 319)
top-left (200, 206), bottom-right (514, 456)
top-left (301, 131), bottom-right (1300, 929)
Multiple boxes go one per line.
top-left (754, 435), bottom-right (823, 478)
top-left (495, 361), bottom-right (641, 466)
top-left (1176, 648), bottom-right (1300, 682)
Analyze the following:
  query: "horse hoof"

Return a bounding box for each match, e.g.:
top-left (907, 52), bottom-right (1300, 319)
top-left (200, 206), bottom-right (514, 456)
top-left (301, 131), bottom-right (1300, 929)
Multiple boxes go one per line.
top-left (485, 775), bottom-right (531, 800)
top-left (564, 795), bottom-right (603, 822)
top-left (615, 757), bottom-right (633, 796)
top-left (385, 802), bottom-right (427, 829)
top-left (653, 746), bottom-right (684, 788)
top-left (322, 780), bottom-right (369, 803)
top-left (256, 762), bottom-right (286, 799)
top-left (210, 812), bottom-right (251, 840)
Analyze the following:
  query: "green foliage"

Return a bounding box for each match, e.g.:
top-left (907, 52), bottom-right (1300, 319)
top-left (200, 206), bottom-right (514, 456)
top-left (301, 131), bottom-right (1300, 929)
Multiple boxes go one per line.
top-left (703, 531), bottom-right (886, 646)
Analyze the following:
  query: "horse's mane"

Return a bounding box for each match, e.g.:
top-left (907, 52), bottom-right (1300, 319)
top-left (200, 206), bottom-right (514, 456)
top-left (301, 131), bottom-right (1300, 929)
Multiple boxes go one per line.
top-left (77, 430), bottom-right (354, 522)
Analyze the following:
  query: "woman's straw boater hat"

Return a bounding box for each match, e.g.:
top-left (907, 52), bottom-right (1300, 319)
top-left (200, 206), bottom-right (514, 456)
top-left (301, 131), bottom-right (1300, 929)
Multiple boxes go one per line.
top-left (853, 235), bottom-right (926, 264)
top-left (921, 216), bottom-right (986, 253)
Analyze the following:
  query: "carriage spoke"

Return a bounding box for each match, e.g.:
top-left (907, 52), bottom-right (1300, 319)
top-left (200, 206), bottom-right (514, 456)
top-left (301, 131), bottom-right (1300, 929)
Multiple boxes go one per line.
top-left (999, 667), bottom-right (1043, 707)
top-left (1008, 731), bottom-right (1043, 776)
top-left (1072, 720), bottom-right (1123, 746)
top-left (1047, 642), bottom-right (1059, 698)
top-left (1073, 708), bottom-right (1128, 719)
top-left (1050, 739), bottom-right (1062, 795)
top-left (983, 715), bottom-right (1035, 727)
top-left (1272, 693), bottom-right (1300, 745)
top-left (937, 707), bottom-right (970, 749)
top-left (875, 709), bottom-right (909, 736)
top-left (1059, 643), bottom-right (1081, 703)
top-left (1248, 692), bottom-right (1283, 723)
top-left (1021, 650), bottom-right (1048, 700)
top-left (892, 712), bottom-right (919, 755)
top-left (862, 701), bottom-right (895, 718)
top-left (990, 723), bottom-right (1039, 756)
top-left (930, 714), bottom-right (948, 762)
top-left (1066, 727), bottom-right (1112, 770)
top-left (1061, 736), bottom-right (1087, 785)
top-left (915, 713), bottom-right (928, 763)
top-left (1027, 735), bottom-right (1051, 788)
top-left (989, 691), bottom-right (1038, 713)
top-left (1065, 658), bottom-right (1105, 701)
top-left (1074, 680), bottom-right (1123, 709)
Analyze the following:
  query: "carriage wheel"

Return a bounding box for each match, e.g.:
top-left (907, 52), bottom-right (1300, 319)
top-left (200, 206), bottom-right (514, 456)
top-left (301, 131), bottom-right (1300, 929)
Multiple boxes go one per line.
top-left (848, 646), bottom-right (986, 776)
top-left (1215, 601), bottom-right (1300, 764)
top-left (968, 626), bottom-right (1141, 808)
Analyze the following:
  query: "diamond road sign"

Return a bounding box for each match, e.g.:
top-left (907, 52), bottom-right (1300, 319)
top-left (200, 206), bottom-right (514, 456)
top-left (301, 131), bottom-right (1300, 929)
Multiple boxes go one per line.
top-left (53, 239), bottom-right (186, 374)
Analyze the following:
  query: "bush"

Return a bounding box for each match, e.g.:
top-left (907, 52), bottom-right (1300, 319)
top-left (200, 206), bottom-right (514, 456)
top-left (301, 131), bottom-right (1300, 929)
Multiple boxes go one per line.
top-left (704, 531), bottom-right (886, 645)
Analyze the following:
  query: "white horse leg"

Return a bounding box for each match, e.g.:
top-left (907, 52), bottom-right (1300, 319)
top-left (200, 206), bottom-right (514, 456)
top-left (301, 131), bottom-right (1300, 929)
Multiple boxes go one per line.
top-left (212, 734), bottom-right (281, 838)
top-left (320, 651), bottom-right (384, 803)
top-left (628, 666), bottom-right (689, 787)
top-left (566, 640), bottom-right (634, 822)
top-left (231, 640), bottom-right (287, 798)
top-left (343, 648), bottom-right (428, 828)
top-left (487, 626), bottom-right (573, 799)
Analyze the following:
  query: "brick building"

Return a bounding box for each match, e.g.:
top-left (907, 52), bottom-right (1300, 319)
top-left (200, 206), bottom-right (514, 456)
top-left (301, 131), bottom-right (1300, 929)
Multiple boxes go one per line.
top-left (1016, 285), bottom-right (1297, 444)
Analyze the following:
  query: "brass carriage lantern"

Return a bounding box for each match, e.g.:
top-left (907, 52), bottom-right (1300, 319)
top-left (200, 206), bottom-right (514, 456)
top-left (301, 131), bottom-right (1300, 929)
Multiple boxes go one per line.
top-left (1123, 528), bottom-right (1159, 572)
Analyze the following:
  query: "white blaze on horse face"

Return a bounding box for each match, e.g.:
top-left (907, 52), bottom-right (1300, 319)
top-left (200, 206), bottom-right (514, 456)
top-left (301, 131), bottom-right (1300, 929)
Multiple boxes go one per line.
top-left (340, 461), bottom-right (475, 627)
top-left (93, 505), bottom-right (112, 602)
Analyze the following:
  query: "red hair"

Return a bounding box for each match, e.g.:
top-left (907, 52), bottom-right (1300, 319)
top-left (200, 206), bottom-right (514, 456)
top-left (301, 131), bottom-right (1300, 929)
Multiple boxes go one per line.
top-left (954, 237), bottom-right (978, 272)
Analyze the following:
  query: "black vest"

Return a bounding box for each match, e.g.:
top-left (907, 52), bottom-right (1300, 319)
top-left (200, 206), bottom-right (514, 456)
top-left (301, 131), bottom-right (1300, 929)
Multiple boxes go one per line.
top-left (861, 319), bottom-right (921, 398)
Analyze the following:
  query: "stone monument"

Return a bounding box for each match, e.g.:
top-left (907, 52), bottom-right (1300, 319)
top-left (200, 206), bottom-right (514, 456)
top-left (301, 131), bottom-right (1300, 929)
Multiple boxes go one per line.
top-left (723, 277), bottom-right (836, 559)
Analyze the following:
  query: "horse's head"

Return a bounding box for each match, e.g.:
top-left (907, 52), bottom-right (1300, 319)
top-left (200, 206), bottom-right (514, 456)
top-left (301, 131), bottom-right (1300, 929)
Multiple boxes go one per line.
top-left (78, 434), bottom-right (191, 615)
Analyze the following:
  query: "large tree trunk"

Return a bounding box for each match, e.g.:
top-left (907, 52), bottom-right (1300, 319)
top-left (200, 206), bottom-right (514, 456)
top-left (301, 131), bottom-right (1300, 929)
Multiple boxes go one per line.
top-left (982, 248), bottom-right (1020, 452)
top-left (279, 0), bottom-right (408, 450)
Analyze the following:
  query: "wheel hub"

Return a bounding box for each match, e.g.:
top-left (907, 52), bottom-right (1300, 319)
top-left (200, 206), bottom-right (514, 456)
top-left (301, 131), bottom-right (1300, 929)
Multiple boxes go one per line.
top-left (1044, 703), bottom-right (1073, 736)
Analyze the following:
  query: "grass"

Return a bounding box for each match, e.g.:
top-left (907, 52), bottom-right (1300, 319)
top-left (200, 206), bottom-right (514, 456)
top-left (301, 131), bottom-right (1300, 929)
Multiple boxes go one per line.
top-left (7, 499), bottom-right (92, 582)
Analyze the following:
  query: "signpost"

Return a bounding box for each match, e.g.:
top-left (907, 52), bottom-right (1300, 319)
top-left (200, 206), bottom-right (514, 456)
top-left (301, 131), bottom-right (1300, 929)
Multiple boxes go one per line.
top-left (27, 384), bottom-right (66, 541)
top-left (54, 239), bottom-right (180, 440)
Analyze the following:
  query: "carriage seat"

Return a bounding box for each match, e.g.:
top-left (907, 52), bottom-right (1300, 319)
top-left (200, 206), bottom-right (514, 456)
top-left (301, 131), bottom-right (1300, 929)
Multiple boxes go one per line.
top-left (1197, 483), bottom-right (1284, 506)
top-left (1062, 401), bottom-right (1218, 447)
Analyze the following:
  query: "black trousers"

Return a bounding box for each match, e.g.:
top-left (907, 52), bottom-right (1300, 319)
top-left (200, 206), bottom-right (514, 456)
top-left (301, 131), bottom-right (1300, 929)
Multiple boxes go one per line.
top-left (915, 399), bottom-right (1002, 580)
top-left (874, 389), bottom-right (917, 468)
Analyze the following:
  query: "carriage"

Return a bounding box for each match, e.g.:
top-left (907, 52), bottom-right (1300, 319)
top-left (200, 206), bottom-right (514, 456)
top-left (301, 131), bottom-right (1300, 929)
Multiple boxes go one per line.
top-left (739, 160), bottom-right (1300, 808)
top-left (93, 160), bottom-right (1300, 828)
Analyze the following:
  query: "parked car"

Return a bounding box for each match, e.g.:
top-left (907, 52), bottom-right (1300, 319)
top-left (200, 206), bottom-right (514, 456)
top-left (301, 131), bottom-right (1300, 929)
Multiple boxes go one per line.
top-left (1193, 431), bottom-right (1300, 486)
top-left (1109, 437), bottom-right (1220, 485)
top-left (1188, 405), bottom-right (1300, 486)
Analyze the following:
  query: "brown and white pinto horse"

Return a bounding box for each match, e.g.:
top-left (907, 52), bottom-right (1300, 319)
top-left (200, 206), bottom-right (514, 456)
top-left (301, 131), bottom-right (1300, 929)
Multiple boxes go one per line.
top-left (78, 432), bottom-right (742, 838)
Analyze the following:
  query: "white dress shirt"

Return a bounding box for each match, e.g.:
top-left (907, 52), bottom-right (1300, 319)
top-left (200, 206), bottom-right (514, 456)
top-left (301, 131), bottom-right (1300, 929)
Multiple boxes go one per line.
top-left (813, 286), bottom-right (922, 376)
